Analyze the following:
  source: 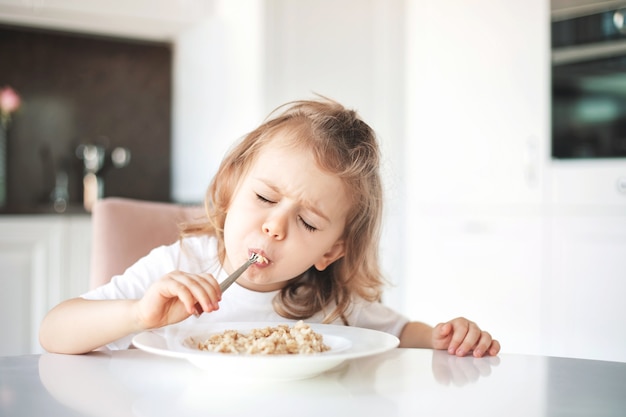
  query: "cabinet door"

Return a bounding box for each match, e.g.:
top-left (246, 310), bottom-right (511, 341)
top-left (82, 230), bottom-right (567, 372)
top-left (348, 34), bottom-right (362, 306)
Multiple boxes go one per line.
top-left (0, 215), bottom-right (91, 355)
top-left (405, 0), bottom-right (549, 206)
top-left (551, 160), bottom-right (626, 207)
top-left (0, 218), bottom-right (64, 355)
top-left (545, 215), bottom-right (626, 362)
top-left (402, 0), bottom-right (549, 356)
top-left (404, 213), bottom-right (544, 355)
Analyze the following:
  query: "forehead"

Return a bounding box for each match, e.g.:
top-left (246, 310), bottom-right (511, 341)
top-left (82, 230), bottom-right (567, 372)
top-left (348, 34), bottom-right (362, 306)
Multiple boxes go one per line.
top-left (248, 139), bottom-right (352, 220)
top-left (250, 131), bottom-right (323, 176)
top-left (249, 139), bottom-right (335, 188)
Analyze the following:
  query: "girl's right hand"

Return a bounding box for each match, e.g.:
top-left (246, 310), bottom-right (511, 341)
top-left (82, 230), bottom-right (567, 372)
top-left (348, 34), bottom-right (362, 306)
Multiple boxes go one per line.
top-left (135, 271), bottom-right (222, 330)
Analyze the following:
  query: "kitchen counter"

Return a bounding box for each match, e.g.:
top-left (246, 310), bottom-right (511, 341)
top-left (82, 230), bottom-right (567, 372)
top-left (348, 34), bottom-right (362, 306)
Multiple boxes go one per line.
top-left (0, 204), bottom-right (90, 215)
top-left (1, 348), bottom-right (624, 417)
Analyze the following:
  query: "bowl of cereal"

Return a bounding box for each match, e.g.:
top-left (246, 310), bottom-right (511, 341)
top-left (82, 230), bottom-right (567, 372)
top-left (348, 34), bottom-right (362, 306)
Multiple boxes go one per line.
top-left (183, 321), bottom-right (350, 355)
top-left (133, 321), bottom-right (399, 381)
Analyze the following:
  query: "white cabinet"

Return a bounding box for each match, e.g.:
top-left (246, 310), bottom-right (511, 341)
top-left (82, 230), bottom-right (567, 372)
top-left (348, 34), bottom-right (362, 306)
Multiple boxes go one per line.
top-left (405, 0), bottom-right (549, 207)
top-left (551, 160), bottom-right (626, 207)
top-left (404, 210), bottom-right (545, 355)
top-left (403, 0), bottom-right (626, 362)
top-left (545, 159), bottom-right (626, 362)
top-left (403, 0), bottom-right (549, 355)
top-left (0, 215), bottom-right (91, 355)
top-left (544, 214), bottom-right (626, 362)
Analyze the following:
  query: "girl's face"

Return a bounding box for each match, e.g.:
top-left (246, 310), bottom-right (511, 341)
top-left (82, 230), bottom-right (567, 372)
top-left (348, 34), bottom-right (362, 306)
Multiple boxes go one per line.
top-left (223, 136), bottom-right (351, 292)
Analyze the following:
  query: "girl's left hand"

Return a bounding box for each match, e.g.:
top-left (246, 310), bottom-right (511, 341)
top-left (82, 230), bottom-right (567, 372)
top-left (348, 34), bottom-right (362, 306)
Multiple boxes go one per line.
top-left (432, 317), bottom-right (500, 358)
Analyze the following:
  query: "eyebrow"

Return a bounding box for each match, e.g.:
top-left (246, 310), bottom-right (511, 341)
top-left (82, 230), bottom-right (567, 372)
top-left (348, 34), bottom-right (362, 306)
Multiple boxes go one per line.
top-left (263, 182), bottom-right (331, 224)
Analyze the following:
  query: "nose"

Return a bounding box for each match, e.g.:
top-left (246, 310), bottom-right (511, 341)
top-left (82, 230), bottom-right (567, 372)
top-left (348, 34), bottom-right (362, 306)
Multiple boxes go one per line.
top-left (262, 211), bottom-right (287, 240)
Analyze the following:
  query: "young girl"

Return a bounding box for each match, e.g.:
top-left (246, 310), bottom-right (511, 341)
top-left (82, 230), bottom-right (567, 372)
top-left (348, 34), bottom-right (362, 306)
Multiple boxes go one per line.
top-left (40, 98), bottom-right (500, 358)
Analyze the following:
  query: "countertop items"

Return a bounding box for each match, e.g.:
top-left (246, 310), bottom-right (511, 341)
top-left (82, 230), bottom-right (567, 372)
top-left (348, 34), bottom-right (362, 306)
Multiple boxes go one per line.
top-left (1, 348), bottom-right (624, 417)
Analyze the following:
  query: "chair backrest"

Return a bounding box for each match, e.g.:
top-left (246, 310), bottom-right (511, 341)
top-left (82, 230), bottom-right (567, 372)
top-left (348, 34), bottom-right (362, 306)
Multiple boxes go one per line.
top-left (89, 197), bottom-right (204, 289)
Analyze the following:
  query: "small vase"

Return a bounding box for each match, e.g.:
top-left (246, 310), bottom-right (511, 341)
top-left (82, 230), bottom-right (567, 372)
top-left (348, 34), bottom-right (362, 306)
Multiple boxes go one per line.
top-left (0, 125), bottom-right (6, 208)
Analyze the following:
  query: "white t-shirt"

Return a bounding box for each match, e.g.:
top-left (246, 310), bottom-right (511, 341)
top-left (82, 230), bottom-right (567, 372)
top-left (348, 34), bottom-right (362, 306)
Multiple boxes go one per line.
top-left (82, 235), bottom-right (409, 350)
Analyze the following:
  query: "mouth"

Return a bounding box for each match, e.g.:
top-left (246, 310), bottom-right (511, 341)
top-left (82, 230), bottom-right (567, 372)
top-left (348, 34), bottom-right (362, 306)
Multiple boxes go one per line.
top-left (249, 250), bottom-right (270, 266)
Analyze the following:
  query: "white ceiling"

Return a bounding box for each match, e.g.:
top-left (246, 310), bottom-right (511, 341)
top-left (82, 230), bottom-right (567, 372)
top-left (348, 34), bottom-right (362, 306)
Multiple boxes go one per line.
top-left (0, 0), bottom-right (215, 41)
top-left (3, 1), bottom-right (626, 40)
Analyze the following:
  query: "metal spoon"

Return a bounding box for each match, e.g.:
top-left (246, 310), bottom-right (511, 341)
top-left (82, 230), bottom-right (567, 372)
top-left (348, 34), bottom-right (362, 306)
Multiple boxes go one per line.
top-left (219, 253), bottom-right (260, 293)
top-left (193, 253), bottom-right (260, 316)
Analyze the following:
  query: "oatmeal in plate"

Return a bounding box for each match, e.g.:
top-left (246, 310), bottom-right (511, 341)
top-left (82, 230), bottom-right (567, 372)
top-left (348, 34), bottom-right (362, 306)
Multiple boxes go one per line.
top-left (192, 321), bottom-right (330, 355)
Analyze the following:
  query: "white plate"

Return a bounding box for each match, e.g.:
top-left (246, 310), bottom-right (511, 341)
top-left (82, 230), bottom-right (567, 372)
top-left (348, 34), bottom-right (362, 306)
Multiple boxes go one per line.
top-left (132, 322), bottom-right (399, 381)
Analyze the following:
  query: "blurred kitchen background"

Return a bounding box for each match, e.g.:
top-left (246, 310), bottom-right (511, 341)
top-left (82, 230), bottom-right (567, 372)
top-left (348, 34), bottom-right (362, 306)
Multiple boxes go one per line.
top-left (0, 0), bottom-right (625, 362)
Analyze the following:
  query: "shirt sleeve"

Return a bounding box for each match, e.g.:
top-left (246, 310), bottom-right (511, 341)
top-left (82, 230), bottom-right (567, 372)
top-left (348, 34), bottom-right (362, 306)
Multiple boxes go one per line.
top-left (82, 244), bottom-right (179, 302)
top-left (80, 237), bottom-right (217, 350)
top-left (348, 299), bottom-right (410, 338)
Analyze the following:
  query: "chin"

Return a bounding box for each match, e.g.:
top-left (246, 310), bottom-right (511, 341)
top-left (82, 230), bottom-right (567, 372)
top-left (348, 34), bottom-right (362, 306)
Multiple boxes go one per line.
top-left (241, 279), bottom-right (285, 292)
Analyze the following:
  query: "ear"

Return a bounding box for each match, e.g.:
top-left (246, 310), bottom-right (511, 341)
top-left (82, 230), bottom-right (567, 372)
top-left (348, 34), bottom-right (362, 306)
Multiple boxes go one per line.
top-left (314, 239), bottom-right (345, 271)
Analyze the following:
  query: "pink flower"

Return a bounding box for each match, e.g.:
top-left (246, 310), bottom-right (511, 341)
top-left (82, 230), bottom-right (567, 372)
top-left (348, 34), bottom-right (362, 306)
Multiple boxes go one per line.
top-left (0, 86), bottom-right (21, 129)
top-left (0, 87), bottom-right (21, 115)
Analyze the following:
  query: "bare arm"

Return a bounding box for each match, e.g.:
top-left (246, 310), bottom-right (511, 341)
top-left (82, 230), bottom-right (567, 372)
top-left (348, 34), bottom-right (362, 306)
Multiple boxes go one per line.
top-left (399, 318), bottom-right (500, 357)
top-left (399, 321), bottom-right (434, 348)
top-left (39, 297), bottom-right (144, 354)
top-left (39, 270), bottom-right (223, 355)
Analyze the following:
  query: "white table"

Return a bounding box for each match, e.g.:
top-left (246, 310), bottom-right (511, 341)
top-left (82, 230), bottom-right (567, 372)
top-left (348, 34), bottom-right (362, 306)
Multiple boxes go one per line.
top-left (1, 348), bottom-right (625, 416)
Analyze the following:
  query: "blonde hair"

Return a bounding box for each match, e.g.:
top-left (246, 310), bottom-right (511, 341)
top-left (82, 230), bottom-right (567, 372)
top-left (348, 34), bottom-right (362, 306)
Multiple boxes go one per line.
top-left (182, 97), bottom-right (385, 324)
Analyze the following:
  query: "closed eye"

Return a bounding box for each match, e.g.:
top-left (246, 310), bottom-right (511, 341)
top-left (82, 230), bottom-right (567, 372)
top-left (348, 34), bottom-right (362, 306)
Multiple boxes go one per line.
top-left (298, 216), bottom-right (317, 232)
top-left (256, 193), bottom-right (317, 232)
top-left (256, 194), bottom-right (274, 204)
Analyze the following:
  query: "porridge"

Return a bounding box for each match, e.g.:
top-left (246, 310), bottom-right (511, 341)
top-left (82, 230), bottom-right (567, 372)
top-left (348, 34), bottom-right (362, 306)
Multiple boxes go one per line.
top-left (193, 321), bottom-right (330, 355)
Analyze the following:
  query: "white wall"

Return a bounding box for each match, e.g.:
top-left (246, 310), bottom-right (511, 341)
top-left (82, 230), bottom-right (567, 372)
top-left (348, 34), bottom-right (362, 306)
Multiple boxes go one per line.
top-left (172, 0), bottom-right (265, 203)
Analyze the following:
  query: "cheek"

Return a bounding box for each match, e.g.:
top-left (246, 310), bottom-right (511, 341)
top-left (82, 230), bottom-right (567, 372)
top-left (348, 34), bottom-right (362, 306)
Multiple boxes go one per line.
top-left (224, 202), bottom-right (258, 246)
top-left (227, 192), bottom-right (256, 220)
top-left (224, 209), bottom-right (245, 240)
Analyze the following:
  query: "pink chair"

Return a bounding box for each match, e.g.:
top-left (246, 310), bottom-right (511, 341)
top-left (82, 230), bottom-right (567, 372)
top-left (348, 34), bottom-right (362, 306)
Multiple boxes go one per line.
top-left (89, 197), bottom-right (204, 289)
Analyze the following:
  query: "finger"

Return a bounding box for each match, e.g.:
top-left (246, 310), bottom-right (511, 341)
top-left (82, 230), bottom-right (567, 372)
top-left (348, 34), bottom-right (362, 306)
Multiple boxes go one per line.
top-left (488, 339), bottom-right (501, 356)
top-left (446, 319), bottom-right (472, 355)
top-left (453, 321), bottom-right (482, 356)
top-left (189, 273), bottom-right (221, 312)
top-left (431, 323), bottom-right (453, 351)
top-left (166, 272), bottom-right (212, 315)
top-left (432, 322), bottom-right (450, 341)
top-left (173, 272), bottom-right (220, 313)
top-left (471, 331), bottom-right (493, 358)
top-left (438, 322), bottom-right (452, 338)
top-left (164, 277), bottom-right (200, 316)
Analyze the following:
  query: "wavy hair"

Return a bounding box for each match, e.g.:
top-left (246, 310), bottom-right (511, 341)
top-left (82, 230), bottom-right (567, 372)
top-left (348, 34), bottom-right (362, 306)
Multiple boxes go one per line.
top-left (182, 97), bottom-right (385, 324)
